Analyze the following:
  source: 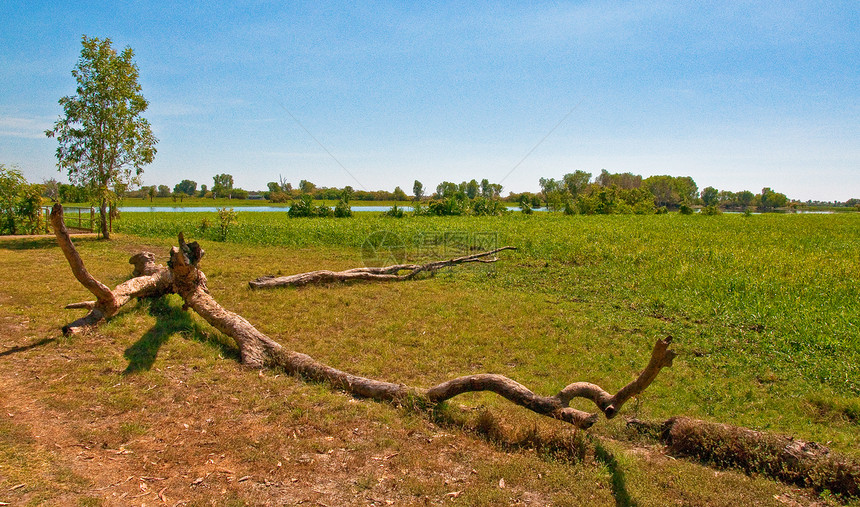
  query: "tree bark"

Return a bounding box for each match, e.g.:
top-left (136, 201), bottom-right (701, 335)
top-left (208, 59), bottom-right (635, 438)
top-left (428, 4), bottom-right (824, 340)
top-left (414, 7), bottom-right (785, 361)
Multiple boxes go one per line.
top-left (99, 199), bottom-right (109, 240)
top-left (51, 203), bottom-right (173, 334)
top-left (249, 246), bottom-right (517, 289)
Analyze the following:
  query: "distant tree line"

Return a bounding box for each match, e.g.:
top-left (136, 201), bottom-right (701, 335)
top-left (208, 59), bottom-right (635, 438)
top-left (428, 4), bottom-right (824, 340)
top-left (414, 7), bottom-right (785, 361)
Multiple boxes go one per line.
top-left (9, 166), bottom-right (859, 230)
top-left (505, 169), bottom-right (795, 215)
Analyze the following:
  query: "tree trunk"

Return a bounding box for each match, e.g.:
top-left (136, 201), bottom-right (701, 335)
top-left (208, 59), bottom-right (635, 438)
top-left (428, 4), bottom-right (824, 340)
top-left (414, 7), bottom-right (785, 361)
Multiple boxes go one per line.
top-left (99, 199), bottom-right (109, 239)
top-left (627, 417), bottom-right (860, 497)
top-left (49, 213), bottom-right (675, 429)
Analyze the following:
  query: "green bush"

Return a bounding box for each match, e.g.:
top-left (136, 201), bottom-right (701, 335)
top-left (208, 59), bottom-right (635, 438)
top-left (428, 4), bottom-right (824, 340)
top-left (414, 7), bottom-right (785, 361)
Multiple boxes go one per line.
top-left (383, 204), bottom-right (405, 218)
top-left (333, 199), bottom-right (352, 218)
top-left (288, 195), bottom-right (314, 218)
top-left (0, 164), bottom-right (43, 235)
top-left (315, 204), bottom-right (334, 218)
top-left (471, 197), bottom-right (507, 216)
top-left (216, 207), bottom-right (237, 241)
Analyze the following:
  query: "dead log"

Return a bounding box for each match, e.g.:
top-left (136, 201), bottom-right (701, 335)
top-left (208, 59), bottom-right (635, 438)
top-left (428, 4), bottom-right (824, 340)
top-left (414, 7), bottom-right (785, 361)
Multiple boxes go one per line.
top-left (248, 246), bottom-right (517, 289)
top-left (169, 234), bottom-right (674, 428)
top-left (50, 203), bottom-right (174, 335)
top-left (627, 417), bottom-right (860, 497)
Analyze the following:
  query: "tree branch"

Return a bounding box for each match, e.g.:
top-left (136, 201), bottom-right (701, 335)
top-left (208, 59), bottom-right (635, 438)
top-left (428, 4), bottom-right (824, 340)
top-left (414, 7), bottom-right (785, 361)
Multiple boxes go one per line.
top-left (51, 203), bottom-right (174, 334)
top-left (249, 246), bottom-right (517, 289)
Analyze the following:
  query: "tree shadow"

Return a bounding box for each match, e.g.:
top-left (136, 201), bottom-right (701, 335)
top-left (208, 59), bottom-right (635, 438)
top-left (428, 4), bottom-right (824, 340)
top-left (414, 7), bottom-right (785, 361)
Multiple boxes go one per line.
top-left (123, 296), bottom-right (239, 374)
top-left (0, 337), bottom-right (57, 358)
top-left (593, 438), bottom-right (638, 507)
top-left (0, 237), bottom-right (59, 251)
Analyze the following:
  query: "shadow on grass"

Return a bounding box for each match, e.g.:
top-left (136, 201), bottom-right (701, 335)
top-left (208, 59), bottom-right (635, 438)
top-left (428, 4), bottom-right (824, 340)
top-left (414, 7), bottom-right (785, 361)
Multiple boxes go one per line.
top-left (0, 337), bottom-right (57, 358)
top-left (123, 296), bottom-right (240, 374)
top-left (0, 237), bottom-right (59, 250)
top-left (593, 438), bottom-right (638, 507)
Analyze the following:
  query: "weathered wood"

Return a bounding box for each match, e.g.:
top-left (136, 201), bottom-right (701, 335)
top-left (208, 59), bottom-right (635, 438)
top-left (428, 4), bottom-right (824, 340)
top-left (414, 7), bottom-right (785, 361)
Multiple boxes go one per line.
top-left (249, 246), bottom-right (517, 289)
top-left (51, 204), bottom-right (174, 335)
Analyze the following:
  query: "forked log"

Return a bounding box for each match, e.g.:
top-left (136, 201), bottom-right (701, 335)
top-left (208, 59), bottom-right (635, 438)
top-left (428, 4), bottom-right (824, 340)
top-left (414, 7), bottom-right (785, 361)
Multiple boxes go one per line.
top-left (169, 234), bottom-right (675, 429)
top-left (248, 246), bottom-right (517, 289)
top-left (50, 204), bottom-right (174, 335)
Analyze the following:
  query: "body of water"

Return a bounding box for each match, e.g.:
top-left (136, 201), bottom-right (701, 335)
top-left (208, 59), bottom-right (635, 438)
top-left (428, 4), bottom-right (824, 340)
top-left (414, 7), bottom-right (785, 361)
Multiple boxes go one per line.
top-left (119, 206), bottom-right (414, 213)
top-left (118, 205), bottom-right (533, 213)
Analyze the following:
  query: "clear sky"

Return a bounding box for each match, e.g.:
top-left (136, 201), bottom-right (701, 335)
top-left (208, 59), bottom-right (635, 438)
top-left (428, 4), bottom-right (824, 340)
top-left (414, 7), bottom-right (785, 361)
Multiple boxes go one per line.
top-left (1, 1), bottom-right (857, 201)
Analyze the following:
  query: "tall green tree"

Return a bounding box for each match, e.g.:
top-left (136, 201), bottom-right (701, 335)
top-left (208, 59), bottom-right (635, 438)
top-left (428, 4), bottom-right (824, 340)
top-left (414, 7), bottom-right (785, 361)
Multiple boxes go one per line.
top-left (701, 186), bottom-right (719, 206)
top-left (46, 35), bottom-right (157, 239)
top-left (212, 174), bottom-right (234, 199)
top-left (563, 170), bottom-right (592, 196)
top-left (174, 179), bottom-right (197, 196)
top-left (412, 180), bottom-right (424, 201)
top-left (758, 187), bottom-right (788, 211)
top-left (465, 179), bottom-right (479, 199)
top-left (0, 164), bottom-right (27, 234)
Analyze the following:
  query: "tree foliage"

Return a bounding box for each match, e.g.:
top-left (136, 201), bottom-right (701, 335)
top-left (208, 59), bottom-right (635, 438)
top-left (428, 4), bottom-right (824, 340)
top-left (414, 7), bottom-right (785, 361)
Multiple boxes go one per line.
top-left (0, 164), bottom-right (44, 235)
top-left (212, 174), bottom-right (234, 199)
top-left (174, 179), bottom-right (197, 196)
top-left (46, 35), bottom-right (156, 239)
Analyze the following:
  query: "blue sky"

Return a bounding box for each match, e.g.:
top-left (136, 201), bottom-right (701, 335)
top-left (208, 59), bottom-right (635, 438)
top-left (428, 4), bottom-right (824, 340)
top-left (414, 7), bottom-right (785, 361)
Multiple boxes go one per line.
top-left (1, 1), bottom-right (857, 201)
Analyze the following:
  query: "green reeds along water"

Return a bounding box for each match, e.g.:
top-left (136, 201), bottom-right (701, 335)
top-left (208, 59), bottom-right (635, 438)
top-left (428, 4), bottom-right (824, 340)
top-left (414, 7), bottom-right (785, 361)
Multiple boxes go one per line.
top-left (116, 211), bottom-right (860, 451)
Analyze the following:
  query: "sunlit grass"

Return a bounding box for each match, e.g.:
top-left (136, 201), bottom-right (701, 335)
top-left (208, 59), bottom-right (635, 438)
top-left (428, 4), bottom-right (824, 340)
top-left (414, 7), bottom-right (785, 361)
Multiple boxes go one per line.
top-left (2, 212), bottom-right (859, 504)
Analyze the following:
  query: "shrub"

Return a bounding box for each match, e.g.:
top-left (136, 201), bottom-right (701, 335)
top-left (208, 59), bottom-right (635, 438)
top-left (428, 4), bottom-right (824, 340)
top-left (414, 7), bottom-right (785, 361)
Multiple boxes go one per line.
top-left (679, 204), bottom-right (694, 215)
top-left (518, 195), bottom-right (533, 214)
top-left (563, 200), bottom-right (577, 215)
top-left (471, 197), bottom-right (507, 216)
top-left (427, 197), bottom-right (467, 216)
top-left (701, 205), bottom-right (722, 215)
top-left (314, 204), bottom-right (334, 218)
top-left (216, 207), bottom-right (237, 241)
top-left (333, 199), bottom-right (352, 218)
top-left (288, 195), bottom-right (314, 218)
top-left (383, 204), bottom-right (405, 218)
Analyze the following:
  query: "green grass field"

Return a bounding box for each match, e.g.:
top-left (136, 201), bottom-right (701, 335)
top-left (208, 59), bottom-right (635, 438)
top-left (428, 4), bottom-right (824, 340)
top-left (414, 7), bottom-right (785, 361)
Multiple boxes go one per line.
top-left (114, 211), bottom-right (860, 443)
top-left (1, 211), bottom-right (858, 504)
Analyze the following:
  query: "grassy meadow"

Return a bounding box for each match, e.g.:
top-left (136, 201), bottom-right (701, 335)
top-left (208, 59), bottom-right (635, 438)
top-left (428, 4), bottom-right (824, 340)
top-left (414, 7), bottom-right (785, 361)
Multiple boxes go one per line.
top-left (0, 210), bottom-right (858, 505)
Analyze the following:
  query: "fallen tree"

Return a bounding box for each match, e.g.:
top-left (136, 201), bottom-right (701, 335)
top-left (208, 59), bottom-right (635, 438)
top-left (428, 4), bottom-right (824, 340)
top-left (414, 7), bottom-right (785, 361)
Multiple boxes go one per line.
top-left (248, 246), bottom-right (517, 289)
top-left (51, 203), bottom-right (674, 429)
top-left (51, 203), bottom-right (174, 335)
top-left (627, 417), bottom-right (860, 497)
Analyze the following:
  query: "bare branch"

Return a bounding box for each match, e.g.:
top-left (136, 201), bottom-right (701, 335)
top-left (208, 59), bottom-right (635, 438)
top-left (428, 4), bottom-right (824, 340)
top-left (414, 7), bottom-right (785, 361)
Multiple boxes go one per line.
top-left (249, 246), bottom-right (517, 289)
